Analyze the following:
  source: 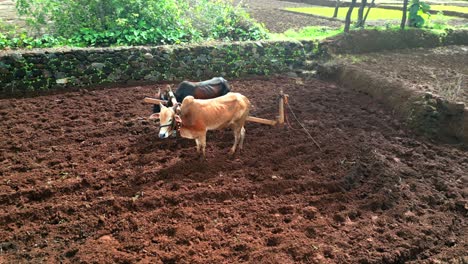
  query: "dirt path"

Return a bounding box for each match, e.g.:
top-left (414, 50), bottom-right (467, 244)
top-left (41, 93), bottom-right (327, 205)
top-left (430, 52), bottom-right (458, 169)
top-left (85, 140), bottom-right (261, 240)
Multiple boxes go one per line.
top-left (1, 77), bottom-right (466, 263)
top-left (0, 0), bottom-right (24, 26)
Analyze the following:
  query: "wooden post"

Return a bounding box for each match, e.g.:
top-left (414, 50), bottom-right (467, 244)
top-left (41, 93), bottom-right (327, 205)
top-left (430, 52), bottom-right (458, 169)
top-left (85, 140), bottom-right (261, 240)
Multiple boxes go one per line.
top-left (278, 90), bottom-right (285, 126)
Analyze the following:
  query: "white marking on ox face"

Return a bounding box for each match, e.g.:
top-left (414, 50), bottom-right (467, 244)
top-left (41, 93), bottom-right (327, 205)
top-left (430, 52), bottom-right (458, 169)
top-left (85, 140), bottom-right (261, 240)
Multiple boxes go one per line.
top-left (158, 103), bottom-right (176, 139)
top-left (159, 122), bottom-right (172, 139)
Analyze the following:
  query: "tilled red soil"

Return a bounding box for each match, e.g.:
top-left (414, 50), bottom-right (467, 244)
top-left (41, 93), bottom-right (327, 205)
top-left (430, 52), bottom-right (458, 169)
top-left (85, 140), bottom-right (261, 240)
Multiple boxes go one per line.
top-left (0, 77), bottom-right (467, 263)
top-left (349, 46), bottom-right (468, 104)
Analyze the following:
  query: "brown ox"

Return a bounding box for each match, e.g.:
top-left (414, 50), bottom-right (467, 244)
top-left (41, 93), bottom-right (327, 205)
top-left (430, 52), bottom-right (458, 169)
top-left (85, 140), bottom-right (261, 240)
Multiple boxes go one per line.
top-left (149, 92), bottom-right (251, 158)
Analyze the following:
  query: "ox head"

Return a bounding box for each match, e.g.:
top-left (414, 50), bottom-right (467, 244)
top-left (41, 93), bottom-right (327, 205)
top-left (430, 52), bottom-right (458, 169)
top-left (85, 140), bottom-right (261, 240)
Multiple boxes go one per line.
top-left (156, 85), bottom-right (171, 100)
top-left (149, 103), bottom-right (181, 139)
top-left (153, 84), bottom-right (176, 114)
top-left (156, 85), bottom-right (174, 101)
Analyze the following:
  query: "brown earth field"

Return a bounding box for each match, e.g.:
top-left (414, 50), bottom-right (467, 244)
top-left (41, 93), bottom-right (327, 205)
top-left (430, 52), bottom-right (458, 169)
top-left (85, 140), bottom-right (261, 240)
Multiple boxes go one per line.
top-left (347, 46), bottom-right (468, 104)
top-left (0, 77), bottom-right (467, 263)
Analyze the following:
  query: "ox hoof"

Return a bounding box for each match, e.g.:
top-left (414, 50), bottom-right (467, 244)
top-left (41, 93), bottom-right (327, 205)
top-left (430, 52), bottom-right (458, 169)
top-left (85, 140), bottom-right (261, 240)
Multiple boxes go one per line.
top-left (229, 151), bottom-right (237, 160)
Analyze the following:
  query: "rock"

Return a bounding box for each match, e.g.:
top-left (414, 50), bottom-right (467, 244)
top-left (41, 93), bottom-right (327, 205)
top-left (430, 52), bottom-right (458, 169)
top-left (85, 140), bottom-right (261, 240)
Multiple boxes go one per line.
top-left (0, 242), bottom-right (17, 252)
top-left (56, 78), bottom-right (68, 84)
top-left (10, 53), bottom-right (23, 62)
top-left (303, 206), bottom-right (319, 219)
top-left (143, 53), bottom-right (154, 60)
top-left (446, 102), bottom-right (465, 113)
top-left (91, 62), bottom-right (106, 70)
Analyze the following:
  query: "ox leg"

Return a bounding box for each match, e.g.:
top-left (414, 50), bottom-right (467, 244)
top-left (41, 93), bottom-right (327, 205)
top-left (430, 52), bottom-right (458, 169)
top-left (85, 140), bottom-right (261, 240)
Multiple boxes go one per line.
top-left (239, 126), bottom-right (246, 151)
top-left (195, 139), bottom-right (200, 153)
top-left (199, 133), bottom-right (207, 159)
top-left (230, 126), bottom-right (241, 155)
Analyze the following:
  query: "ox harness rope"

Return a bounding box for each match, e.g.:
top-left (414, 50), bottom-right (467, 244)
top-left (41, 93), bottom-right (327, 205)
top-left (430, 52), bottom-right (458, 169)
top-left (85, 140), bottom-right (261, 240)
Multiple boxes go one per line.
top-left (159, 121), bottom-right (176, 130)
top-left (160, 104), bottom-right (182, 135)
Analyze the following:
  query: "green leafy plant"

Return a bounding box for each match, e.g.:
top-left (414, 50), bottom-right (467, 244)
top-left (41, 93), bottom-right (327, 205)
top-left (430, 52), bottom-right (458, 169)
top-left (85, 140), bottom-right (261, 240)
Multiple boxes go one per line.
top-left (427, 11), bottom-right (451, 30)
top-left (183, 0), bottom-right (267, 41)
top-left (8, 0), bottom-right (268, 49)
top-left (0, 30), bottom-right (65, 49)
top-left (408, 0), bottom-right (431, 28)
top-left (15, 0), bottom-right (191, 46)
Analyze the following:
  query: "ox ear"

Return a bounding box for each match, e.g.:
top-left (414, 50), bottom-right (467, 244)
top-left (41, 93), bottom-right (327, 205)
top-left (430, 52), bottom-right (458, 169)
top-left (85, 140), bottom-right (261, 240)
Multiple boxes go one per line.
top-left (175, 114), bottom-right (182, 123)
top-left (149, 113), bottom-right (160, 120)
top-left (174, 104), bottom-right (182, 115)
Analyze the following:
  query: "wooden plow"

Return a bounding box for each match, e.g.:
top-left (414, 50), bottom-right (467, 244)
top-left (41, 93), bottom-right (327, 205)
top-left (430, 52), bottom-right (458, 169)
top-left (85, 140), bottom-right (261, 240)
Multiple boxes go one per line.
top-left (143, 90), bottom-right (289, 127)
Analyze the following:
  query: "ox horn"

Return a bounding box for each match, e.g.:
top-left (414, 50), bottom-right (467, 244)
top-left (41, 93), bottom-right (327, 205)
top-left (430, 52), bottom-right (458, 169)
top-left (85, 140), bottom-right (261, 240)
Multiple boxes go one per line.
top-left (174, 104), bottom-right (181, 115)
top-left (156, 87), bottom-right (161, 98)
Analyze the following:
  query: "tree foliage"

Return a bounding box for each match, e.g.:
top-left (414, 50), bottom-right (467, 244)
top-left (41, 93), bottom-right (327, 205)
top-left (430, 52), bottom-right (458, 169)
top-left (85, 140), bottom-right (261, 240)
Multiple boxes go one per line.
top-left (408, 0), bottom-right (431, 28)
top-left (12, 0), bottom-right (267, 47)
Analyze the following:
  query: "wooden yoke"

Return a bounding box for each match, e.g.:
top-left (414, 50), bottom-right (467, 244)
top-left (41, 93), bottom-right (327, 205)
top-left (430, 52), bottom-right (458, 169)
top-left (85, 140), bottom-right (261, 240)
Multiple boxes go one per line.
top-left (245, 116), bottom-right (277, 126)
top-left (143, 97), bottom-right (168, 105)
top-left (167, 87), bottom-right (180, 115)
top-left (167, 90), bottom-right (178, 107)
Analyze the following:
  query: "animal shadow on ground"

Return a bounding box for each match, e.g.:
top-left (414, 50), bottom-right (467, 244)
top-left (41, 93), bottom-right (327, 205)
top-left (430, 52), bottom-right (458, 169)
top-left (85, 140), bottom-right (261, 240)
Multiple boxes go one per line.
top-left (128, 130), bottom-right (242, 183)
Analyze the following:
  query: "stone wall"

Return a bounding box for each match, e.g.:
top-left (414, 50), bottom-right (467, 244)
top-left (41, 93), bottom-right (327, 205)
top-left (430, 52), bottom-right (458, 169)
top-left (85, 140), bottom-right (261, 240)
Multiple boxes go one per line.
top-left (2, 29), bottom-right (467, 98)
top-left (0, 40), bottom-right (315, 97)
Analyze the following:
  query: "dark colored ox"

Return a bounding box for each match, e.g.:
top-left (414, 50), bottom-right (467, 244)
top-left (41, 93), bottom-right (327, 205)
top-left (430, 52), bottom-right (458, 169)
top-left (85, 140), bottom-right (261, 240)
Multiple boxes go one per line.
top-left (152, 77), bottom-right (231, 113)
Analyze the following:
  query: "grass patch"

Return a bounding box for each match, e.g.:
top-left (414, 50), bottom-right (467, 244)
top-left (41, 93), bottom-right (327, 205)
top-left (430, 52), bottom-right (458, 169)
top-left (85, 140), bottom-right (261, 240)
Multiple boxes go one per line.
top-left (385, 4), bottom-right (468, 14)
top-left (285, 6), bottom-right (455, 21)
top-left (285, 6), bottom-right (404, 20)
top-left (269, 26), bottom-right (343, 40)
top-left (429, 5), bottom-right (468, 13)
top-left (421, 5), bottom-right (468, 13)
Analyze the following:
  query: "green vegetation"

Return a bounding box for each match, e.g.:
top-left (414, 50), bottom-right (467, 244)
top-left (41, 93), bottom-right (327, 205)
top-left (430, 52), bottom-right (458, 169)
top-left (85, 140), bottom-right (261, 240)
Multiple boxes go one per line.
top-left (422, 5), bottom-right (468, 13)
top-left (269, 26), bottom-right (343, 40)
top-left (1, 0), bottom-right (268, 49)
top-left (286, 6), bottom-right (407, 20)
top-left (285, 6), bottom-right (456, 21)
top-left (386, 4), bottom-right (468, 14)
top-left (427, 12), bottom-right (452, 30)
top-left (408, 0), bottom-right (431, 28)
